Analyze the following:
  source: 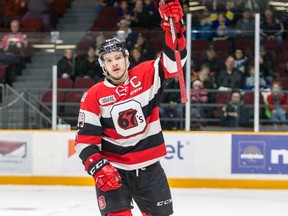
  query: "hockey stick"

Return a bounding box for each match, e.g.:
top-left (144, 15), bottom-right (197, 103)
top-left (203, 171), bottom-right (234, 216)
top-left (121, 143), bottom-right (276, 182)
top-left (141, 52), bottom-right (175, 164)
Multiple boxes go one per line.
top-left (168, 11), bottom-right (188, 103)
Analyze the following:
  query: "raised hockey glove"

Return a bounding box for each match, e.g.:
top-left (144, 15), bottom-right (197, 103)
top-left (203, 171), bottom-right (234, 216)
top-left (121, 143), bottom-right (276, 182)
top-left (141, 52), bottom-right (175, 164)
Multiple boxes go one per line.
top-left (85, 154), bottom-right (122, 192)
top-left (159, 0), bottom-right (185, 33)
top-left (159, 0), bottom-right (183, 23)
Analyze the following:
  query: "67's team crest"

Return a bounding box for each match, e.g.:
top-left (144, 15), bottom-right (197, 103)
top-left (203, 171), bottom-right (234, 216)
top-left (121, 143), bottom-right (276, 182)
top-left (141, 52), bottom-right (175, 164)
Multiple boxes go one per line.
top-left (98, 196), bottom-right (106, 210)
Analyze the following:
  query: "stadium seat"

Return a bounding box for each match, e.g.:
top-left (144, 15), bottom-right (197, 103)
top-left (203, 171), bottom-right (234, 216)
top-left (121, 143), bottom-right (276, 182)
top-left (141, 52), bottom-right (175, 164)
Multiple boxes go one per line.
top-left (276, 51), bottom-right (288, 64)
top-left (41, 91), bottom-right (65, 115)
top-left (191, 39), bottom-right (209, 51)
top-left (63, 91), bottom-right (83, 115)
top-left (242, 91), bottom-right (265, 118)
top-left (211, 40), bottom-right (233, 52)
top-left (276, 65), bottom-right (288, 78)
top-left (283, 39), bottom-right (288, 50)
top-left (99, 7), bottom-right (118, 17)
top-left (74, 77), bottom-right (95, 89)
top-left (260, 39), bottom-right (279, 52)
top-left (213, 91), bottom-right (231, 117)
top-left (148, 38), bottom-right (164, 52)
top-left (77, 39), bottom-right (93, 53)
top-left (216, 50), bottom-right (229, 62)
top-left (0, 64), bottom-right (6, 83)
top-left (93, 17), bottom-right (119, 29)
top-left (242, 91), bottom-right (264, 105)
top-left (62, 91), bottom-right (84, 126)
top-left (148, 30), bottom-right (164, 41)
top-left (21, 18), bottom-right (43, 32)
top-left (49, 0), bottom-right (69, 17)
top-left (234, 39), bottom-right (254, 53)
top-left (281, 79), bottom-right (288, 90)
top-left (50, 78), bottom-right (73, 89)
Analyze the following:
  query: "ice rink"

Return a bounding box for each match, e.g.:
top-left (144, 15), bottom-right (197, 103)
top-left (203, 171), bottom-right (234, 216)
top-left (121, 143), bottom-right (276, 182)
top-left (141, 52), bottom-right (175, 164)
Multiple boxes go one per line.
top-left (0, 186), bottom-right (288, 216)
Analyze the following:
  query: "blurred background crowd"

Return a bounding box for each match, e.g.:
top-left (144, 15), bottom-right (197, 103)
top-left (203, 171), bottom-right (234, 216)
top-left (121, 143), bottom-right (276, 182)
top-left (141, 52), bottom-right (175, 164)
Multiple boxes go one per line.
top-left (0, 0), bottom-right (288, 131)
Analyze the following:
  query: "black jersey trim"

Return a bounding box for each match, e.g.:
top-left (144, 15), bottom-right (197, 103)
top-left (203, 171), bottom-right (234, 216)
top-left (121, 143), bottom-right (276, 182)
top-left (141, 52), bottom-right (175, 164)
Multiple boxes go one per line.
top-left (78, 123), bottom-right (102, 136)
top-left (163, 45), bottom-right (187, 62)
top-left (101, 131), bottom-right (164, 155)
top-left (79, 144), bottom-right (101, 164)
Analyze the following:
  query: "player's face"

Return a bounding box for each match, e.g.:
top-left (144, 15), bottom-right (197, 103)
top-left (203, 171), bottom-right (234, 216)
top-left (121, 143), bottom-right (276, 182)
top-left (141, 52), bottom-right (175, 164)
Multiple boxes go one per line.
top-left (103, 51), bottom-right (129, 84)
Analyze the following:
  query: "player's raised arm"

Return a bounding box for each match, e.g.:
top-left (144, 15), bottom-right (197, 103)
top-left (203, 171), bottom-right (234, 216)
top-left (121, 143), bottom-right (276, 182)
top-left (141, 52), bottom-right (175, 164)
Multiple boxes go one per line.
top-left (158, 0), bottom-right (187, 78)
top-left (158, 0), bottom-right (188, 102)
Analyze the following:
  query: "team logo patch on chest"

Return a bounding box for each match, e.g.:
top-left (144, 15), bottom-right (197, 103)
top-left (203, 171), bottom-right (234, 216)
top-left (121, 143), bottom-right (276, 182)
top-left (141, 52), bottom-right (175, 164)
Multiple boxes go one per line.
top-left (100, 95), bottom-right (116, 105)
top-left (110, 99), bottom-right (146, 137)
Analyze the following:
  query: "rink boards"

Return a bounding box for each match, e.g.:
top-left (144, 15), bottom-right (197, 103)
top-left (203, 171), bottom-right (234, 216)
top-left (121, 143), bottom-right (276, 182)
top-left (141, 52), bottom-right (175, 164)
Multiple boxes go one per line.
top-left (0, 130), bottom-right (288, 189)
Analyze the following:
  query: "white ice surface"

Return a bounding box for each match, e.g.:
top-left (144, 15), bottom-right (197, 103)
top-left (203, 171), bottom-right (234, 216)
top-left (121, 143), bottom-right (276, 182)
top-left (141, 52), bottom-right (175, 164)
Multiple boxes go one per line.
top-left (0, 186), bottom-right (288, 216)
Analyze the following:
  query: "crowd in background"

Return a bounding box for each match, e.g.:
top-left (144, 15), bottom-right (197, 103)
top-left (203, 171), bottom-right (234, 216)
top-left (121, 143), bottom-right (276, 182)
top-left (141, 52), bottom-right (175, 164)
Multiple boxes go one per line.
top-left (0, 0), bottom-right (287, 129)
top-left (87, 0), bottom-right (288, 129)
top-left (0, 0), bottom-right (70, 85)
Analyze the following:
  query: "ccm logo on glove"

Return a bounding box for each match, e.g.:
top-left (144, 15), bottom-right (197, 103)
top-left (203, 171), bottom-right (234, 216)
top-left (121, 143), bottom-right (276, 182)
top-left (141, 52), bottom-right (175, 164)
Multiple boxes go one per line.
top-left (86, 155), bottom-right (122, 192)
top-left (89, 158), bottom-right (108, 176)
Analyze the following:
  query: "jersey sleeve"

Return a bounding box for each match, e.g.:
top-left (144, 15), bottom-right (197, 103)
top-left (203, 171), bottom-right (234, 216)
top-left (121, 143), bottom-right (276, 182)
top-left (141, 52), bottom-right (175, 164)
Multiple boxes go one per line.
top-left (159, 30), bottom-right (187, 81)
top-left (74, 88), bottom-right (103, 165)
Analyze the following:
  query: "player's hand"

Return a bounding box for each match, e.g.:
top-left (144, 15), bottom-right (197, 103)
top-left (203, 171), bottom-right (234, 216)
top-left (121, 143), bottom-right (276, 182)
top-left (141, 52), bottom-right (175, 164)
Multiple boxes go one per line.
top-left (161, 19), bottom-right (186, 33)
top-left (94, 163), bottom-right (122, 192)
top-left (158, 0), bottom-right (183, 23)
top-left (86, 155), bottom-right (122, 192)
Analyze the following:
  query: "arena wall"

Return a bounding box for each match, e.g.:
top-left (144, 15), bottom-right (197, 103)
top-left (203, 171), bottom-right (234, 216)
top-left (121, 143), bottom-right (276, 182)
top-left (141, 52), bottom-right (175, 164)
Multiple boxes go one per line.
top-left (0, 130), bottom-right (288, 189)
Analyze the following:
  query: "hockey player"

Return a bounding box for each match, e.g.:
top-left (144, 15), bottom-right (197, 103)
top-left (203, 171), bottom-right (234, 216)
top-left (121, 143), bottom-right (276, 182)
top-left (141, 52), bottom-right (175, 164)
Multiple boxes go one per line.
top-left (74, 0), bottom-right (187, 215)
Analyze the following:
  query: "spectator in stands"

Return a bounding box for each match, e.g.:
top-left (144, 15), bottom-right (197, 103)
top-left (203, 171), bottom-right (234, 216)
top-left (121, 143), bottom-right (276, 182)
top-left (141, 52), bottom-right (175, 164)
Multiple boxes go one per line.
top-left (160, 76), bottom-right (181, 130)
top-left (260, 7), bottom-right (284, 44)
top-left (192, 14), bottom-right (213, 41)
top-left (57, 48), bottom-right (76, 80)
top-left (0, 19), bottom-right (27, 64)
top-left (191, 80), bottom-right (209, 104)
top-left (200, 45), bottom-right (222, 77)
top-left (190, 80), bottom-right (209, 128)
top-left (0, 19), bottom-right (28, 85)
top-left (220, 90), bottom-right (250, 127)
top-left (267, 81), bottom-right (287, 124)
top-left (78, 45), bottom-right (104, 83)
top-left (235, 8), bottom-right (255, 39)
top-left (94, 32), bottom-right (106, 56)
top-left (115, 19), bottom-right (137, 50)
top-left (197, 63), bottom-right (217, 90)
top-left (143, 0), bottom-right (161, 27)
top-left (259, 45), bottom-right (275, 85)
top-left (234, 0), bottom-right (260, 15)
top-left (116, 0), bottom-right (132, 20)
top-left (22, 0), bottom-right (54, 31)
top-left (210, 0), bottom-right (236, 40)
top-left (233, 48), bottom-right (249, 75)
top-left (216, 56), bottom-right (243, 89)
top-left (243, 65), bottom-right (268, 90)
top-left (129, 48), bottom-right (144, 69)
top-left (197, 65), bottom-right (217, 117)
top-left (129, 0), bottom-right (151, 29)
top-left (3, 0), bottom-right (27, 27)
top-left (134, 33), bottom-right (155, 60)
top-left (95, 0), bottom-right (106, 18)
top-left (181, 2), bottom-right (190, 24)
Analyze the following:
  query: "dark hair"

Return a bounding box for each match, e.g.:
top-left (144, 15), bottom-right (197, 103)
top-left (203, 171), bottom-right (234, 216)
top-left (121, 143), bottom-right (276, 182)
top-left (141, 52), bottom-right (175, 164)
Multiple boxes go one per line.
top-left (231, 89), bottom-right (242, 99)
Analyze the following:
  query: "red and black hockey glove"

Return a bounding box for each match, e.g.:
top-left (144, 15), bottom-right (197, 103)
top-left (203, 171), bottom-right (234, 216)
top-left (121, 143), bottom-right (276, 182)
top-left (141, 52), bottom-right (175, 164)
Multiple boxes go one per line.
top-left (158, 0), bottom-right (185, 33)
top-left (85, 154), bottom-right (122, 192)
